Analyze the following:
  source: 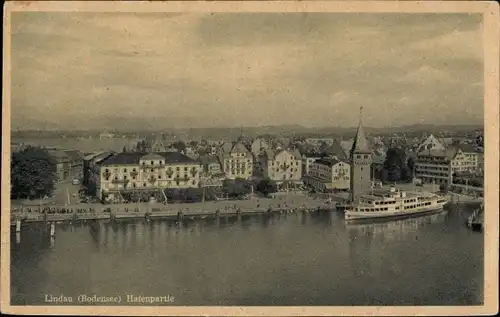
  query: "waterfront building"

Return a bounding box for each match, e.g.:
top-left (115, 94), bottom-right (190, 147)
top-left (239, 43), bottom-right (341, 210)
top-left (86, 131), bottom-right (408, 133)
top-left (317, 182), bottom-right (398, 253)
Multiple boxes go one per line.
top-left (415, 144), bottom-right (480, 185)
top-left (260, 149), bottom-right (303, 189)
top-left (94, 152), bottom-right (202, 200)
top-left (84, 151), bottom-right (116, 196)
top-left (350, 108), bottom-right (372, 203)
top-left (303, 158), bottom-right (350, 192)
top-left (301, 153), bottom-right (322, 178)
top-left (217, 140), bottom-right (253, 180)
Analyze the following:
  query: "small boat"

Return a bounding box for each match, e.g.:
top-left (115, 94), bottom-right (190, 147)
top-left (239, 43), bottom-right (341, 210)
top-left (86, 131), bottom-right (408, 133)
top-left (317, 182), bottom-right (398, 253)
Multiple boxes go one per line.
top-left (345, 187), bottom-right (449, 221)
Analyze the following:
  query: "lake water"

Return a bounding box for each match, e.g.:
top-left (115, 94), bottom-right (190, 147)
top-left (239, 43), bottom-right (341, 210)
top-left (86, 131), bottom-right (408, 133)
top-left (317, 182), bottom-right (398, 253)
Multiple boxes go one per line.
top-left (10, 207), bottom-right (483, 306)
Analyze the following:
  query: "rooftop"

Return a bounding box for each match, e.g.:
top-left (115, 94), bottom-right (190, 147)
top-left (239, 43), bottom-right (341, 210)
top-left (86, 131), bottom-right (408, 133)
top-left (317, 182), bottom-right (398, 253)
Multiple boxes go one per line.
top-left (99, 152), bottom-right (198, 166)
top-left (314, 158), bottom-right (347, 167)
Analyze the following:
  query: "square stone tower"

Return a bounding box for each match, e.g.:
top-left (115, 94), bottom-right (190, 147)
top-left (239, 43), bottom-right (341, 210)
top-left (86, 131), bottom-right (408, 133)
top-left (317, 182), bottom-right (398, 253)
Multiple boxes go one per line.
top-left (349, 107), bottom-right (372, 203)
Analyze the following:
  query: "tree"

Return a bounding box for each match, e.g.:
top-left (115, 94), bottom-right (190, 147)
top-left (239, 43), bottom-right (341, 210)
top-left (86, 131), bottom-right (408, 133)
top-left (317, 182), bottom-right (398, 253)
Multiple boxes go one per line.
top-left (256, 178), bottom-right (278, 196)
top-left (188, 140), bottom-right (199, 148)
top-left (11, 146), bottom-right (57, 200)
top-left (222, 178), bottom-right (252, 198)
top-left (407, 157), bottom-right (415, 180)
top-left (196, 148), bottom-right (209, 157)
top-left (383, 148), bottom-right (407, 182)
top-left (135, 140), bottom-right (148, 152)
top-left (172, 140), bottom-right (187, 153)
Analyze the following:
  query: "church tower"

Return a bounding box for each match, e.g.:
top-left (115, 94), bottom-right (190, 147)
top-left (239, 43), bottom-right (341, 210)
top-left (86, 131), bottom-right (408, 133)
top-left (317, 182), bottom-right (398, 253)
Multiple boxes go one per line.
top-left (350, 107), bottom-right (372, 203)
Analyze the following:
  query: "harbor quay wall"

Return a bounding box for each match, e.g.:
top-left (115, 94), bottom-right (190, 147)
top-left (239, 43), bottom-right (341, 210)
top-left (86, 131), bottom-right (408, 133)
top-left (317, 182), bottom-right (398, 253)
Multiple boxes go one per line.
top-left (10, 196), bottom-right (337, 225)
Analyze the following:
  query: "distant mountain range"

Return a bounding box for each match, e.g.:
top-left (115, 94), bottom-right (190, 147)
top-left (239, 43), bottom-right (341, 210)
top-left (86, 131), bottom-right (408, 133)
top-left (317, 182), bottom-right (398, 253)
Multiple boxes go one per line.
top-left (12, 123), bottom-right (483, 140)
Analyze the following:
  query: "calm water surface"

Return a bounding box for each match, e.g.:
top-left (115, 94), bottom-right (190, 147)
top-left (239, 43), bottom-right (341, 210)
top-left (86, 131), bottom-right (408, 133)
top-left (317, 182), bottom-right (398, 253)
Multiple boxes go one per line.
top-left (11, 208), bottom-right (483, 306)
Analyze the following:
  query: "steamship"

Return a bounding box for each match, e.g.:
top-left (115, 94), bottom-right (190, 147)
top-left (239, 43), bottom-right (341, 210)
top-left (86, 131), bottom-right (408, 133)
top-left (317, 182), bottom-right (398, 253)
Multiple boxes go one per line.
top-left (344, 187), bottom-right (449, 221)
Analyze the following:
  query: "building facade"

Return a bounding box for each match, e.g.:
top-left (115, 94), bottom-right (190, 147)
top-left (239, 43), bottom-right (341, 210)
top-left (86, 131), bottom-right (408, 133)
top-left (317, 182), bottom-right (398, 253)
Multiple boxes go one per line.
top-left (260, 149), bottom-right (302, 188)
top-left (301, 154), bottom-right (322, 178)
top-left (350, 110), bottom-right (372, 203)
top-left (94, 152), bottom-right (202, 200)
top-left (303, 159), bottom-right (350, 192)
top-left (218, 140), bottom-right (253, 180)
top-left (415, 144), bottom-right (480, 185)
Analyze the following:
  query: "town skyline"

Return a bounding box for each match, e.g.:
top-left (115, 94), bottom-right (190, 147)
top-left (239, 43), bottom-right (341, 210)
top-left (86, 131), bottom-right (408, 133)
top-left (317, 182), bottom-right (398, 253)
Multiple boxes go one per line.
top-left (11, 12), bottom-right (484, 130)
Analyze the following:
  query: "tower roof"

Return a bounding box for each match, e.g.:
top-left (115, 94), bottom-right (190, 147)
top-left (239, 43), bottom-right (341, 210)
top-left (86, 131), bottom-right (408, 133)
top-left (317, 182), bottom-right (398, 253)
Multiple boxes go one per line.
top-left (350, 107), bottom-right (371, 155)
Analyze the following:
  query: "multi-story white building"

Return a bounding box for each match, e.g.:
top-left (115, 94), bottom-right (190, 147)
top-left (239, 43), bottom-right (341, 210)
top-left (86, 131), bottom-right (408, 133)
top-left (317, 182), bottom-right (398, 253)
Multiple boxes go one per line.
top-left (218, 140), bottom-right (253, 180)
top-left (260, 149), bottom-right (302, 189)
top-left (303, 158), bottom-right (350, 192)
top-left (415, 144), bottom-right (479, 185)
top-left (301, 153), bottom-right (322, 178)
top-left (94, 152), bottom-right (202, 200)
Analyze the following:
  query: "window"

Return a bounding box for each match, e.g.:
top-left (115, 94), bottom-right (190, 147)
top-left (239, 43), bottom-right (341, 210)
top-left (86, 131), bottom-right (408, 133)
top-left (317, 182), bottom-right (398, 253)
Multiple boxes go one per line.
top-left (158, 175), bottom-right (162, 179)
top-left (184, 167), bottom-right (188, 171)
top-left (132, 183), bottom-right (136, 188)
top-left (150, 168), bottom-right (154, 172)
top-left (176, 167), bottom-right (180, 171)
top-left (151, 161), bottom-right (154, 165)
top-left (124, 168), bottom-right (127, 172)
top-left (143, 183), bottom-right (146, 187)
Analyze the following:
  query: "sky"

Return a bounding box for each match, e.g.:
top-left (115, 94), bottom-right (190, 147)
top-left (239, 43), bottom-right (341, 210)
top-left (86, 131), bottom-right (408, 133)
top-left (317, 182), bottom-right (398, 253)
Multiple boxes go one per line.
top-left (10, 12), bottom-right (484, 130)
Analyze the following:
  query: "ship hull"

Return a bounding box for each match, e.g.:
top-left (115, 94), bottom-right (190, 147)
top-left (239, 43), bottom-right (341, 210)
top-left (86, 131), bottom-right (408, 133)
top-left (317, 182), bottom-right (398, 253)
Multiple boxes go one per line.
top-left (345, 204), bottom-right (446, 221)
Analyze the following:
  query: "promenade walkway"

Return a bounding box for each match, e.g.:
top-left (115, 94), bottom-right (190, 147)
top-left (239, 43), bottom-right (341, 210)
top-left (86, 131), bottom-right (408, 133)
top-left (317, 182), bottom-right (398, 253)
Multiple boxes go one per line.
top-left (10, 193), bottom-right (337, 225)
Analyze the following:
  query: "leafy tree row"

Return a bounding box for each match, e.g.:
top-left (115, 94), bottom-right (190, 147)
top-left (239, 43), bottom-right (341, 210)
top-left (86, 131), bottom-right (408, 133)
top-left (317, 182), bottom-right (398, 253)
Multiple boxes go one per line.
top-left (380, 147), bottom-right (415, 183)
top-left (11, 146), bottom-right (57, 200)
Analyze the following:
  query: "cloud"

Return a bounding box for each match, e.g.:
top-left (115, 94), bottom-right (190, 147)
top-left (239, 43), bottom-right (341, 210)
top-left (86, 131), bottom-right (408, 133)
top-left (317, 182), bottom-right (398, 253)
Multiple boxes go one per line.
top-left (10, 12), bottom-right (484, 130)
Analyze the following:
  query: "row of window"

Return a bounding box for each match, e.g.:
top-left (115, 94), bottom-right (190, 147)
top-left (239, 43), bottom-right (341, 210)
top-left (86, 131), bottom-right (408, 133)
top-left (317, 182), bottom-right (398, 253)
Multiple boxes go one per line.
top-left (375, 200), bottom-right (396, 205)
top-left (104, 179), bottom-right (198, 189)
top-left (110, 173), bottom-right (195, 181)
top-left (270, 168), bottom-right (300, 172)
top-left (271, 161), bottom-right (300, 166)
top-left (359, 207), bottom-right (389, 212)
top-left (105, 166), bottom-right (198, 173)
top-left (405, 202), bottom-right (432, 209)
